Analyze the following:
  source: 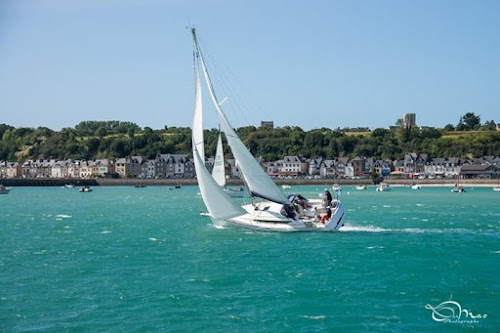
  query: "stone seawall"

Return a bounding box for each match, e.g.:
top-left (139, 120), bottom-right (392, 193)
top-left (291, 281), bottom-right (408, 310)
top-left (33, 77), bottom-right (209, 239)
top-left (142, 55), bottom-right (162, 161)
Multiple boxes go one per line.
top-left (0, 178), bottom-right (497, 187)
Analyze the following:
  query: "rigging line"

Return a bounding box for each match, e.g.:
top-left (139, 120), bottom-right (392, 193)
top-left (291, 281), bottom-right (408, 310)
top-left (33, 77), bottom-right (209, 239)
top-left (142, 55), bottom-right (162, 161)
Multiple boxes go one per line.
top-left (197, 33), bottom-right (254, 128)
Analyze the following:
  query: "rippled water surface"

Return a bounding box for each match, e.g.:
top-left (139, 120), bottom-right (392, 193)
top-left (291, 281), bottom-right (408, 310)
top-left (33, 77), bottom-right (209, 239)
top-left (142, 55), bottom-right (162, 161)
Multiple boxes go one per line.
top-left (1, 185), bottom-right (498, 331)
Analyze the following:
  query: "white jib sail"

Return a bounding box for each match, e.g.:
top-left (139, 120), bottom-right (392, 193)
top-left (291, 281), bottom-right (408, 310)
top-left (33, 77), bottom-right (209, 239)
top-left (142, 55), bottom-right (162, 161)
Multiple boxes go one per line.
top-left (212, 132), bottom-right (226, 187)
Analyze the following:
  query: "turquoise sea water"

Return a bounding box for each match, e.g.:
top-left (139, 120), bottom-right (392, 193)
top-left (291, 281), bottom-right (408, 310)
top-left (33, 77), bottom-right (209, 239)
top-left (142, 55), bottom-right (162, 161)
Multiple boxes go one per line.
top-left (1, 185), bottom-right (498, 332)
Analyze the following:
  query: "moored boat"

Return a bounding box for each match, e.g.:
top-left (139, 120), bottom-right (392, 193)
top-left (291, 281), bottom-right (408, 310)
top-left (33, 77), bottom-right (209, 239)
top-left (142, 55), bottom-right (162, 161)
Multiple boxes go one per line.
top-left (332, 183), bottom-right (341, 192)
top-left (79, 186), bottom-right (93, 192)
top-left (451, 183), bottom-right (465, 193)
top-left (376, 183), bottom-right (391, 192)
top-left (0, 184), bottom-right (11, 194)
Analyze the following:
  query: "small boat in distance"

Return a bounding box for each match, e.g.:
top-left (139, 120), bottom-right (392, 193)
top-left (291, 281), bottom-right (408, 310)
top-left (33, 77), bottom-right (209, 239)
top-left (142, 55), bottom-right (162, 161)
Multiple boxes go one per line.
top-left (411, 184), bottom-right (421, 190)
top-left (451, 182), bottom-right (465, 193)
top-left (355, 184), bottom-right (366, 190)
top-left (451, 185), bottom-right (465, 193)
top-left (134, 184), bottom-right (146, 188)
top-left (64, 184), bottom-right (75, 189)
top-left (0, 184), bottom-right (11, 194)
top-left (79, 186), bottom-right (93, 192)
top-left (376, 183), bottom-right (391, 192)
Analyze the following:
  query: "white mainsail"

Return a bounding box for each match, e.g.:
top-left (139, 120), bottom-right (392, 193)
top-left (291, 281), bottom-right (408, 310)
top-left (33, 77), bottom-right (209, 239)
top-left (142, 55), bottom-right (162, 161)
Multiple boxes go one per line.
top-left (212, 132), bottom-right (226, 187)
top-left (192, 51), bottom-right (246, 220)
top-left (194, 32), bottom-right (288, 205)
top-left (193, 146), bottom-right (245, 219)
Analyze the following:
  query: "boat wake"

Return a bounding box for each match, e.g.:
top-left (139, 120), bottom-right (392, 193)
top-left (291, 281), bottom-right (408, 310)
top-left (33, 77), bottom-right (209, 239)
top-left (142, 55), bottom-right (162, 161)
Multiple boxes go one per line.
top-left (340, 225), bottom-right (479, 234)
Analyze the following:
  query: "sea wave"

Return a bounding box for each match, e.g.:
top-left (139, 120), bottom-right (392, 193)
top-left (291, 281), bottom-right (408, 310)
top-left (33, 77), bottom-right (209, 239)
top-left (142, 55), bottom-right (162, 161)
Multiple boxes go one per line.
top-left (299, 315), bottom-right (326, 320)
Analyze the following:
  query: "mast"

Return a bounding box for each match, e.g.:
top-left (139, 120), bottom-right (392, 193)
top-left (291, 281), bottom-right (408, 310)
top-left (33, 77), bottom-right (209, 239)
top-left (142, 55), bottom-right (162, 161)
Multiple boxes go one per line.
top-left (192, 28), bottom-right (205, 161)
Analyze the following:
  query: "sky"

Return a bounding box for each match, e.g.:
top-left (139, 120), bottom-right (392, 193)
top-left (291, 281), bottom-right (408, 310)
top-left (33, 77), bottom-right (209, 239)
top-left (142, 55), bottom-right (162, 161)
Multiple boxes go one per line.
top-left (1, 0), bottom-right (499, 131)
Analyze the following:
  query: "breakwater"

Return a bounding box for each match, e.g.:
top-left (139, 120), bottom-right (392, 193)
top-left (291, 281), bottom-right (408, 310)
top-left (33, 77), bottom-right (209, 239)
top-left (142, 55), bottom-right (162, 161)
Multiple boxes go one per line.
top-left (0, 178), bottom-right (497, 187)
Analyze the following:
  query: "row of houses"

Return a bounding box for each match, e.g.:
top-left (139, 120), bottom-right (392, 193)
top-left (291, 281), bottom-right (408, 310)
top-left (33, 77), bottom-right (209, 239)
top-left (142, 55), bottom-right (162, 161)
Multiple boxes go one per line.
top-left (1, 154), bottom-right (499, 180)
top-left (265, 154), bottom-right (500, 179)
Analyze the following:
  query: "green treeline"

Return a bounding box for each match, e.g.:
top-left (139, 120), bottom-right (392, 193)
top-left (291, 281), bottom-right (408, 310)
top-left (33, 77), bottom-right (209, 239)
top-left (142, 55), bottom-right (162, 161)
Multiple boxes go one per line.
top-left (0, 119), bottom-right (499, 162)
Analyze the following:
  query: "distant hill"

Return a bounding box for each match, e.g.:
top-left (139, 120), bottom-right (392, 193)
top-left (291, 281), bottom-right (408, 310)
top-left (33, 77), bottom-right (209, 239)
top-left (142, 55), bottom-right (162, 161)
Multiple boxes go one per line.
top-left (1, 121), bottom-right (499, 162)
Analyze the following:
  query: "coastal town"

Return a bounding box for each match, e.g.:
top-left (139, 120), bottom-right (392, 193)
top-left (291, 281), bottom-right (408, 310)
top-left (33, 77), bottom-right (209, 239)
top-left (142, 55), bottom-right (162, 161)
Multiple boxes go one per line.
top-left (1, 113), bottom-right (499, 183)
top-left (1, 153), bottom-right (499, 181)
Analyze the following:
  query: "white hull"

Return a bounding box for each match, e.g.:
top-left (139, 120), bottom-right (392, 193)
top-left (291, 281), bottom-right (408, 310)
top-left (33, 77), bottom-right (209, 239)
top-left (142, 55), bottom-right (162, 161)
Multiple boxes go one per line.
top-left (493, 187), bottom-right (500, 192)
top-left (214, 200), bottom-right (346, 232)
top-left (411, 184), bottom-right (421, 190)
top-left (355, 185), bottom-right (366, 190)
top-left (0, 185), bottom-right (11, 194)
top-left (376, 184), bottom-right (391, 191)
top-left (223, 187), bottom-right (244, 197)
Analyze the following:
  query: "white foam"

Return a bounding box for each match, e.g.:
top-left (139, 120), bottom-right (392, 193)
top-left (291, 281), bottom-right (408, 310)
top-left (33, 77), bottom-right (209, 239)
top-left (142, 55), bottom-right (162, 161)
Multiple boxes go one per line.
top-left (56, 214), bottom-right (72, 218)
top-left (300, 315), bottom-right (326, 320)
top-left (341, 225), bottom-right (473, 234)
top-left (100, 230), bottom-right (112, 234)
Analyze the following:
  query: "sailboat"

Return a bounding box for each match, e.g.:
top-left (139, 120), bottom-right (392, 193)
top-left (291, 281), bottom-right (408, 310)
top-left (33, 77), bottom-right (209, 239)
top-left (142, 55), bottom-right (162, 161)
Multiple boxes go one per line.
top-left (212, 132), bottom-right (244, 197)
top-left (451, 178), bottom-right (465, 193)
top-left (191, 28), bottom-right (345, 231)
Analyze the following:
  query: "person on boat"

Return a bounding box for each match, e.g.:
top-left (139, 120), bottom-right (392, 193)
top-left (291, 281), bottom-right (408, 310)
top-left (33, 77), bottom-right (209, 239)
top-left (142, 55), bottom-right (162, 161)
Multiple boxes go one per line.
top-left (280, 204), bottom-right (296, 219)
top-left (323, 188), bottom-right (332, 207)
top-left (320, 208), bottom-right (332, 224)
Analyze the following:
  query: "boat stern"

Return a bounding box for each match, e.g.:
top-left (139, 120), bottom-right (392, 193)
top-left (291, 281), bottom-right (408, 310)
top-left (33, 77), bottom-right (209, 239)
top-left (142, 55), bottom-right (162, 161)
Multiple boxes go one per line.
top-left (324, 201), bottom-right (346, 231)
